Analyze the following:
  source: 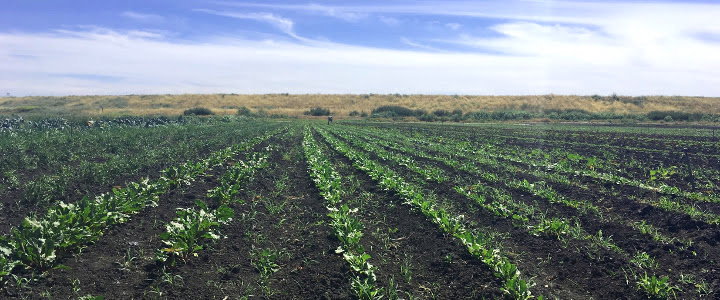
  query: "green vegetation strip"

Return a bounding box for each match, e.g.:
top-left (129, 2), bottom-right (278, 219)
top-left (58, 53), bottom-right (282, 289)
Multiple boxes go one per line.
top-left (0, 129), bottom-right (281, 283)
top-left (352, 125), bottom-right (720, 226)
top-left (400, 125), bottom-right (720, 205)
top-left (0, 121), bottom-right (280, 205)
top-left (302, 127), bottom-right (384, 299)
top-left (317, 127), bottom-right (538, 300)
top-left (332, 126), bottom-right (688, 299)
top-left (157, 151), bottom-right (270, 266)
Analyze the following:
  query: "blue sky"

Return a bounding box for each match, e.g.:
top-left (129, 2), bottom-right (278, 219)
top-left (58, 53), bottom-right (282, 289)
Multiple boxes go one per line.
top-left (1, 0), bottom-right (720, 96)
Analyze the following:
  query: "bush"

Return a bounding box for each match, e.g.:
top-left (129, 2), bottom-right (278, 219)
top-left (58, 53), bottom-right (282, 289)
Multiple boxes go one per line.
top-left (304, 107), bottom-right (331, 116)
top-left (371, 111), bottom-right (398, 118)
top-left (183, 107), bottom-right (214, 116)
top-left (360, 112), bottom-right (368, 117)
top-left (372, 105), bottom-right (415, 117)
top-left (418, 113), bottom-right (437, 122)
top-left (349, 110), bottom-right (360, 117)
top-left (237, 106), bottom-right (253, 117)
top-left (491, 110), bottom-right (535, 120)
top-left (433, 109), bottom-right (450, 117)
top-left (647, 111), bottom-right (704, 122)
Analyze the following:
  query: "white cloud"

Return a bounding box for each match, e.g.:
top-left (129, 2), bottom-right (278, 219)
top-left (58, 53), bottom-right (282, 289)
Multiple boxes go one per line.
top-left (400, 37), bottom-right (441, 51)
top-left (378, 16), bottom-right (400, 26)
top-left (214, 1), bottom-right (720, 35)
top-left (121, 11), bottom-right (165, 23)
top-left (2, 1), bottom-right (720, 96)
top-left (445, 23), bottom-right (461, 30)
top-left (216, 2), bottom-right (367, 22)
top-left (1, 28), bottom-right (719, 96)
top-left (195, 9), bottom-right (296, 38)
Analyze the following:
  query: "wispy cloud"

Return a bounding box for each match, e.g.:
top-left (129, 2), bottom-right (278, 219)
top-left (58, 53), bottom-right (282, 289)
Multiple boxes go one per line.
top-left (378, 16), bottom-right (400, 26)
top-left (53, 26), bottom-right (167, 41)
top-left (2, 1), bottom-right (720, 96)
top-left (215, 2), bottom-right (367, 22)
top-left (121, 11), bottom-right (165, 23)
top-left (3, 28), bottom-right (717, 96)
top-left (445, 23), bottom-right (461, 30)
top-left (212, 1), bottom-right (720, 33)
top-left (401, 37), bottom-right (441, 52)
top-left (194, 9), bottom-right (298, 39)
top-left (51, 73), bottom-right (124, 82)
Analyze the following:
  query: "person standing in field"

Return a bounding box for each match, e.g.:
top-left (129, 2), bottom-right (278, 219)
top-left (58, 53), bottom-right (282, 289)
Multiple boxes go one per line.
top-left (328, 115), bottom-right (333, 125)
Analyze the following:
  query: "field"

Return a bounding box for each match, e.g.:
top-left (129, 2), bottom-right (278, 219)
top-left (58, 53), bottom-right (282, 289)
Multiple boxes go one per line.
top-left (0, 118), bottom-right (719, 299)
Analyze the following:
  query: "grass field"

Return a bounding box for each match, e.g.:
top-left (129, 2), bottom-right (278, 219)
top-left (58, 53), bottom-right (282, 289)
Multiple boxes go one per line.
top-left (2, 94), bottom-right (720, 118)
top-left (0, 118), bottom-right (718, 299)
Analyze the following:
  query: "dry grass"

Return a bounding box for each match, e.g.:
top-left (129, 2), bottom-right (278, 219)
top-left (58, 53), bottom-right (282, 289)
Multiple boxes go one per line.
top-left (1, 94), bottom-right (719, 117)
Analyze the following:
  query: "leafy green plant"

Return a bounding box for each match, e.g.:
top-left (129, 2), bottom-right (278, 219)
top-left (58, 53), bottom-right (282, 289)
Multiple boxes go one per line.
top-left (631, 252), bottom-right (658, 269)
top-left (649, 166), bottom-right (677, 182)
top-left (531, 217), bottom-right (570, 242)
top-left (504, 275), bottom-right (536, 300)
top-left (156, 201), bottom-right (234, 265)
top-left (636, 272), bottom-right (680, 299)
top-left (251, 248), bottom-right (280, 279)
top-left (351, 277), bottom-right (384, 300)
top-left (328, 205), bottom-right (364, 252)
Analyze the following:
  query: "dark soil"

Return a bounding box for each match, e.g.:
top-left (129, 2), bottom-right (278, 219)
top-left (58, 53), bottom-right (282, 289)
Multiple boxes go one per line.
top-left (314, 129), bottom-right (505, 299)
top-left (345, 123), bottom-right (720, 299)
top-left (4, 122), bottom-right (717, 299)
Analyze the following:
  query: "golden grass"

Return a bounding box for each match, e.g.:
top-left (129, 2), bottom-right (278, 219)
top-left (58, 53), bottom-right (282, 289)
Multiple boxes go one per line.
top-left (1, 94), bottom-right (719, 117)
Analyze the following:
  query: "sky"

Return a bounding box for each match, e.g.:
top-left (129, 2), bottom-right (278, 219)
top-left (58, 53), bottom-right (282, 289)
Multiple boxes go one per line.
top-left (1, 0), bottom-right (720, 96)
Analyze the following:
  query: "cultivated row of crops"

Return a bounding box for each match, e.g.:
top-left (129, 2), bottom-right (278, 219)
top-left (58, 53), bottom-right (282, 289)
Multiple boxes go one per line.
top-left (0, 120), bottom-right (716, 299)
top-left (325, 122), bottom-right (718, 299)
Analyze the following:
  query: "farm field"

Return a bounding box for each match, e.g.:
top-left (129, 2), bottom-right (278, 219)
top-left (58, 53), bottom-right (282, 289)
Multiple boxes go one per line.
top-left (0, 119), bottom-right (718, 299)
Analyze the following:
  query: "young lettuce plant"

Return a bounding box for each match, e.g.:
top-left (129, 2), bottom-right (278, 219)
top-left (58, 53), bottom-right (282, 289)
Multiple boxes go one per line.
top-left (636, 272), bottom-right (680, 299)
top-left (157, 201), bottom-right (234, 265)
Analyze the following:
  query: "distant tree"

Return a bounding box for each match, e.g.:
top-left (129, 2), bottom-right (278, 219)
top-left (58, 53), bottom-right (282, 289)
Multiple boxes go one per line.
top-left (304, 107), bottom-right (331, 116)
top-left (183, 107), bottom-right (214, 116)
top-left (237, 106), bottom-right (253, 117)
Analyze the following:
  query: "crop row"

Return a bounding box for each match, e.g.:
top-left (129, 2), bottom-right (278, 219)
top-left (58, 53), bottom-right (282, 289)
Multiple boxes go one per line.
top-left (383, 122), bottom-right (720, 157)
top-left (0, 128), bottom-right (281, 285)
top-left (350, 126), bottom-right (698, 244)
top-left (0, 122), bottom-right (281, 210)
top-left (351, 125), bottom-right (720, 226)
top-left (302, 127), bottom-right (384, 298)
top-left (364, 123), bottom-right (720, 192)
top-left (335, 124), bottom-right (713, 298)
top-left (157, 151), bottom-right (270, 266)
top-left (316, 126), bottom-right (539, 299)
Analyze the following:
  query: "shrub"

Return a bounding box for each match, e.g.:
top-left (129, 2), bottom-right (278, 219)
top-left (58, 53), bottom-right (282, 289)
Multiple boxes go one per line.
top-left (433, 109), bottom-right (451, 117)
top-left (371, 111), bottom-right (398, 118)
top-left (349, 111), bottom-right (360, 117)
top-left (647, 111), bottom-right (704, 122)
top-left (490, 110), bottom-right (535, 120)
top-left (304, 107), bottom-right (331, 116)
top-left (237, 106), bottom-right (253, 117)
top-left (371, 105), bottom-right (417, 117)
top-left (418, 113), bottom-right (437, 122)
top-left (360, 112), bottom-right (368, 117)
top-left (183, 107), bottom-right (214, 116)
